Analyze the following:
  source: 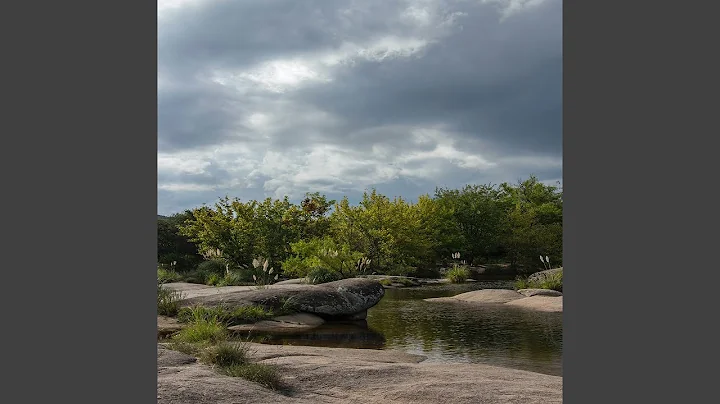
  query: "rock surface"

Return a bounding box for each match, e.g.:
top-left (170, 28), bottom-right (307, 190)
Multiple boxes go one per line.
top-left (527, 268), bottom-right (563, 283)
top-left (157, 343), bottom-right (563, 404)
top-left (505, 296), bottom-right (563, 313)
top-left (228, 313), bottom-right (326, 334)
top-left (175, 278), bottom-right (385, 319)
top-left (424, 289), bottom-right (525, 304)
top-left (157, 315), bottom-right (185, 338)
top-left (517, 289), bottom-right (563, 297)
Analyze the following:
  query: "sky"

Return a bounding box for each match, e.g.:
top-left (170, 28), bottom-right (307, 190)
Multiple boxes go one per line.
top-left (158, 0), bottom-right (562, 215)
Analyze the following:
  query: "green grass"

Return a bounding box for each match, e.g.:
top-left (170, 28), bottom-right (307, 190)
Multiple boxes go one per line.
top-left (157, 285), bottom-right (183, 316)
top-left (171, 318), bottom-right (228, 344)
top-left (221, 363), bottom-right (283, 390)
top-left (177, 305), bottom-right (275, 326)
top-left (515, 270), bottom-right (563, 292)
top-left (379, 279), bottom-right (392, 286)
top-left (201, 341), bottom-right (250, 367)
top-left (445, 265), bottom-right (471, 283)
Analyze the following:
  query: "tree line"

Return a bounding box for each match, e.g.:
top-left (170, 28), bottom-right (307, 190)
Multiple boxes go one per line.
top-left (158, 175), bottom-right (562, 279)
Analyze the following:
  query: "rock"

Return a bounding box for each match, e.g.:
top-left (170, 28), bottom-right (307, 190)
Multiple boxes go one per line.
top-left (157, 315), bottom-right (185, 338)
top-left (157, 343), bottom-right (563, 404)
top-left (505, 296), bottom-right (563, 312)
top-left (228, 313), bottom-right (325, 334)
top-left (517, 289), bottom-right (563, 297)
top-left (157, 344), bottom-right (196, 366)
top-left (425, 289), bottom-right (525, 304)
top-left (527, 268), bottom-right (563, 283)
top-left (180, 278), bottom-right (385, 319)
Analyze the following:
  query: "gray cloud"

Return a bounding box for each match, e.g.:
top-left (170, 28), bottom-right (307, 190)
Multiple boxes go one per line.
top-left (158, 0), bottom-right (562, 215)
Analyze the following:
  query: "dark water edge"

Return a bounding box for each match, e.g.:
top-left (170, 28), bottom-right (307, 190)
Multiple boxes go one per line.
top-left (250, 281), bottom-right (563, 377)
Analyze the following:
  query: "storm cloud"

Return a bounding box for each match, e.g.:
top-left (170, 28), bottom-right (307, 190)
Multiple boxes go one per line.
top-left (158, 0), bottom-right (562, 215)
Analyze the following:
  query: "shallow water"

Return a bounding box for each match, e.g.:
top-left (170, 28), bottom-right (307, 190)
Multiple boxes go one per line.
top-left (253, 281), bottom-right (563, 376)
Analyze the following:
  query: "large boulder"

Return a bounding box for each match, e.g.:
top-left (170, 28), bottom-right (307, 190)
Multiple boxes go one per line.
top-left (180, 278), bottom-right (385, 320)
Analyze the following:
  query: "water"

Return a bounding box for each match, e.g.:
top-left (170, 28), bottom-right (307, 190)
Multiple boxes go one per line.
top-left (255, 281), bottom-right (563, 376)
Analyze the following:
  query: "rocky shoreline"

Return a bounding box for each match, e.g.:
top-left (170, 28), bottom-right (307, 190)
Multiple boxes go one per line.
top-left (158, 342), bottom-right (563, 404)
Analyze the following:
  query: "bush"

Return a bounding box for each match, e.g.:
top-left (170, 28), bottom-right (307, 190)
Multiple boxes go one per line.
top-left (221, 363), bottom-right (282, 390)
top-left (445, 265), bottom-right (471, 283)
top-left (197, 259), bottom-right (227, 275)
top-left (306, 267), bottom-right (343, 284)
top-left (172, 318), bottom-right (228, 344)
top-left (177, 305), bottom-right (274, 326)
top-left (182, 269), bottom-right (211, 284)
top-left (157, 284), bottom-right (183, 316)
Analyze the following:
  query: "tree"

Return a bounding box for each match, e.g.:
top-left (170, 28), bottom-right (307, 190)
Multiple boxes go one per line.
top-left (157, 211), bottom-right (203, 271)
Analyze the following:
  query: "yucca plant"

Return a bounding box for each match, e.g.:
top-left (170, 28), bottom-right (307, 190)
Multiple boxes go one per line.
top-left (247, 257), bottom-right (278, 289)
top-left (355, 257), bottom-right (372, 275)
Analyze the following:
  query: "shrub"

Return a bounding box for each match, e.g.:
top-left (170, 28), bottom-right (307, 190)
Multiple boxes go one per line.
top-left (172, 318), bottom-right (227, 344)
top-left (182, 269), bottom-right (211, 284)
top-left (157, 284), bottom-right (183, 316)
top-left (306, 267), bottom-right (342, 284)
top-left (158, 267), bottom-right (182, 284)
top-left (445, 265), bottom-right (471, 283)
top-left (221, 363), bottom-right (282, 390)
top-left (197, 259), bottom-right (227, 275)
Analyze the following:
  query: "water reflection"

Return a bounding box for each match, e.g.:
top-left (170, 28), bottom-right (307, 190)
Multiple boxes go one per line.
top-left (255, 281), bottom-right (563, 376)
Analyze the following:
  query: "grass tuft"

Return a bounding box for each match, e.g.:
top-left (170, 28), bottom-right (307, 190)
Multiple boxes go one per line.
top-left (171, 318), bottom-right (228, 344)
top-left (201, 341), bottom-right (250, 367)
top-left (177, 305), bottom-right (274, 326)
top-left (515, 269), bottom-right (563, 292)
top-left (221, 363), bottom-right (283, 390)
top-left (445, 265), bottom-right (471, 283)
top-left (158, 285), bottom-right (183, 316)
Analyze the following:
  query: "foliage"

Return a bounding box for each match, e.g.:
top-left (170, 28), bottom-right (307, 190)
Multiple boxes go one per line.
top-left (157, 284), bottom-right (183, 316)
top-left (197, 259), bottom-right (227, 276)
top-left (221, 363), bottom-right (283, 390)
top-left (171, 175), bottom-right (562, 278)
top-left (306, 266), bottom-right (343, 284)
top-left (177, 305), bottom-right (274, 326)
top-left (158, 212), bottom-right (204, 271)
top-left (157, 267), bottom-right (183, 284)
top-left (446, 265), bottom-right (471, 283)
top-left (282, 236), bottom-right (365, 279)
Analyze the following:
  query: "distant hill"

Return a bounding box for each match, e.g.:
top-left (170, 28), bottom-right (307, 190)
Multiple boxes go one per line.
top-left (157, 214), bottom-right (169, 220)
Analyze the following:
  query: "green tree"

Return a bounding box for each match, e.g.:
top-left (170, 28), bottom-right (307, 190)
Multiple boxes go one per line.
top-left (157, 211), bottom-right (203, 271)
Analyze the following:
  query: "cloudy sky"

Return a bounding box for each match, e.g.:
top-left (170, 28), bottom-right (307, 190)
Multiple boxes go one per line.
top-left (158, 0), bottom-right (562, 215)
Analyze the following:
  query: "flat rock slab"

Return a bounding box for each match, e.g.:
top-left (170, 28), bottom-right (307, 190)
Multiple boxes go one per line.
top-left (179, 278), bottom-right (385, 319)
top-left (425, 289), bottom-right (525, 304)
top-left (158, 343), bottom-right (562, 404)
top-left (229, 313), bottom-right (326, 334)
top-left (505, 296), bottom-right (563, 312)
top-left (157, 315), bottom-right (185, 338)
top-left (518, 289), bottom-right (563, 297)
